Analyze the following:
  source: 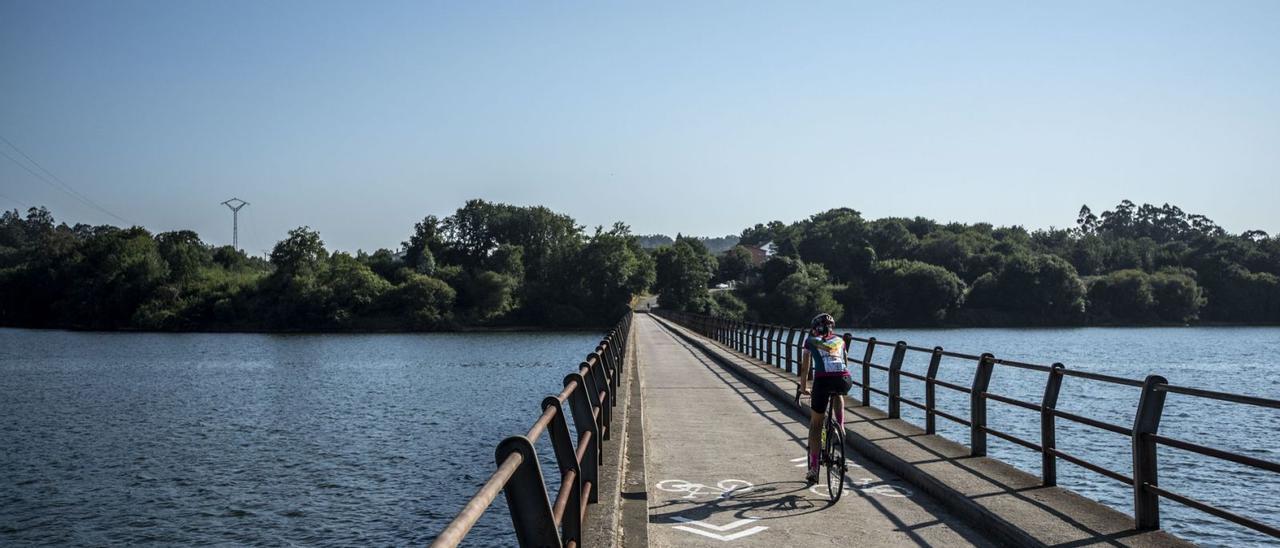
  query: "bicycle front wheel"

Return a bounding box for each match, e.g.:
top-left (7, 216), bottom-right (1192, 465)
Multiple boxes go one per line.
top-left (824, 416), bottom-right (846, 502)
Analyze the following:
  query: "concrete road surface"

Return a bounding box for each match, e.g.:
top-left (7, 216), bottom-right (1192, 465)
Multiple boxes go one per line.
top-left (635, 314), bottom-right (994, 547)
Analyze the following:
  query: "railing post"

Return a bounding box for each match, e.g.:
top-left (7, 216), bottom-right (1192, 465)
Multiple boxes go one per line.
top-left (564, 373), bottom-right (600, 503)
top-left (925, 347), bottom-right (943, 434)
top-left (762, 327), bottom-right (773, 366)
top-left (785, 328), bottom-right (798, 373)
top-left (888, 342), bottom-right (908, 419)
top-left (970, 353), bottom-right (995, 457)
top-left (541, 397), bottom-right (582, 546)
top-left (1133, 374), bottom-right (1169, 530)
top-left (1041, 363), bottom-right (1065, 486)
top-left (747, 321), bottom-right (757, 358)
top-left (496, 436), bottom-right (562, 548)
top-left (755, 323), bottom-right (764, 359)
top-left (599, 342), bottom-right (619, 405)
top-left (860, 338), bottom-right (876, 406)
top-left (761, 325), bottom-right (771, 365)
top-left (749, 323), bottom-right (760, 359)
top-left (587, 355), bottom-right (612, 440)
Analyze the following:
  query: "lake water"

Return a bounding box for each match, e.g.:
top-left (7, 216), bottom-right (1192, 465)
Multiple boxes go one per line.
top-left (2, 326), bottom-right (1277, 547)
top-left (838, 325), bottom-right (1280, 547)
top-left (1, 329), bottom-right (599, 547)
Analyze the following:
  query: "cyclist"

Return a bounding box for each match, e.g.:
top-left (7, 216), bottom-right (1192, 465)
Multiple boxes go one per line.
top-left (796, 312), bottom-right (853, 484)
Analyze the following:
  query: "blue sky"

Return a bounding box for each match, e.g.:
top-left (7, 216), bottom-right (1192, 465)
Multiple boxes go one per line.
top-left (2, 1), bottom-right (1278, 253)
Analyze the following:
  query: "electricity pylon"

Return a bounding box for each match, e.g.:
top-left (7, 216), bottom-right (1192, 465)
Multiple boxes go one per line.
top-left (221, 198), bottom-right (249, 251)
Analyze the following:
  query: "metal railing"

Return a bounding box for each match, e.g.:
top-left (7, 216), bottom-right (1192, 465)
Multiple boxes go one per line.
top-left (658, 310), bottom-right (1280, 539)
top-left (431, 312), bottom-right (633, 548)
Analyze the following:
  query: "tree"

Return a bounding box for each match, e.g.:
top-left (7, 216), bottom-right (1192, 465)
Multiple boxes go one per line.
top-left (655, 237), bottom-right (714, 311)
top-left (1076, 205), bottom-right (1098, 235)
top-left (264, 227), bottom-right (332, 327)
top-left (1150, 269), bottom-right (1206, 323)
top-left (716, 246), bottom-right (755, 284)
top-left (571, 224), bottom-right (655, 324)
top-left (155, 230), bottom-right (210, 283)
top-left (323, 252), bottom-right (392, 324)
top-left (761, 263), bottom-right (842, 325)
top-left (759, 256), bottom-right (802, 292)
top-left (382, 273), bottom-right (455, 328)
top-left (796, 208), bottom-right (875, 282)
top-left (967, 253), bottom-right (1085, 323)
top-left (360, 248), bottom-right (403, 282)
top-left (867, 218), bottom-right (919, 261)
top-left (916, 231), bottom-right (991, 282)
top-left (270, 227), bottom-right (327, 278)
top-left (866, 260), bottom-right (964, 324)
top-left (710, 291), bottom-right (748, 320)
top-left (64, 226), bottom-right (169, 328)
top-left (403, 215), bottom-right (443, 275)
top-left (1087, 270), bottom-right (1155, 321)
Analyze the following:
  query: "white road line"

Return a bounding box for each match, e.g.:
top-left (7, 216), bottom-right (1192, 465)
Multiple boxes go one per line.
top-left (672, 525), bottom-right (769, 541)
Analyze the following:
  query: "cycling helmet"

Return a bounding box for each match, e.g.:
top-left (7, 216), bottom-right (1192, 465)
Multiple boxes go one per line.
top-left (810, 313), bottom-right (835, 335)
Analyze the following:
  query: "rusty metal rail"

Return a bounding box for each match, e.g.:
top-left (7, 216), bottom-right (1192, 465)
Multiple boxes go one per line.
top-left (658, 310), bottom-right (1280, 540)
top-left (431, 312), bottom-right (633, 548)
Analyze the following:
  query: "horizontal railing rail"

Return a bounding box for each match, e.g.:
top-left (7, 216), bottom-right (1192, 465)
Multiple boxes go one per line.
top-left (431, 312), bottom-right (633, 548)
top-left (657, 310), bottom-right (1280, 540)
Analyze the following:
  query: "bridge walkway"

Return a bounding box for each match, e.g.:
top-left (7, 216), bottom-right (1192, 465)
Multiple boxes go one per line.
top-left (633, 313), bottom-right (993, 547)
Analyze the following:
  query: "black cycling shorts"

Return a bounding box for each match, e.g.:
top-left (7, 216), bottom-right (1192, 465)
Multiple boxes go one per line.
top-left (811, 374), bottom-right (853, 413)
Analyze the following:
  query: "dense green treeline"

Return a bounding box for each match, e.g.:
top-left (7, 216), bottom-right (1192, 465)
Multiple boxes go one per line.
top-left (4, 199), bottom-right (1276, 331)
top-left (0, 200), bottom-right (654, 331)
top-left (654, 201), bottom-right (1280, 327)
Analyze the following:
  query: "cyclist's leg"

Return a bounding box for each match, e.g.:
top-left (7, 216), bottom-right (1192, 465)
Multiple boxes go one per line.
top-left (807, 411), bottom-right (823, 471)
top-left (807, 379), bottom-right (832, 477)
top-left (833, 375), bottom-right (853, 429)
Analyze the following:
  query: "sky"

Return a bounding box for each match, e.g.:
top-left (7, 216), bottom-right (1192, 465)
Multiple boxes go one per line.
top-left (2, 1), bottom-right (1278, 254)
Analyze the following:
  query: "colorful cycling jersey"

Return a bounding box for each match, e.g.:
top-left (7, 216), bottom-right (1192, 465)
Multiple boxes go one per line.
top-left (804, 333), bottom-right (849, 377)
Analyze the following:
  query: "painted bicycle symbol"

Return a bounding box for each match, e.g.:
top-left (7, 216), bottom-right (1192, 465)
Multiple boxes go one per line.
top-left (656, 478), bottom-right (755, 500)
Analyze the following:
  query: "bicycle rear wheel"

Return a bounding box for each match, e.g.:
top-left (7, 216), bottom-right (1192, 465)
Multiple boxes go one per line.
top-left (824, 413), bottom-right (846, 502)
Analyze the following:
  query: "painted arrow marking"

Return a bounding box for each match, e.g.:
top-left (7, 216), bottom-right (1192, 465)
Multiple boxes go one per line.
top-left (671, 517), bottom-right (768, 541)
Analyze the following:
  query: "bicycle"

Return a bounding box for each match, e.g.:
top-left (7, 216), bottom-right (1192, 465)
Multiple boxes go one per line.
top-left (795, 373), bottom-right (848, 502)
top-left (820, 391), bottom-right (847, 502)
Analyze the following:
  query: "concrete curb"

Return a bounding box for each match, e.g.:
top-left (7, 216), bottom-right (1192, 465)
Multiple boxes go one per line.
top-left (618, 324), bottom-right (648, 548)
top-left (583, 321), bottom-right (637, 547)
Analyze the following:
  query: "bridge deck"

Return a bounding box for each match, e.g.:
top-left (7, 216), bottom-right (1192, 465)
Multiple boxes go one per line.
top-left (633, 314), bottom-right (992, 547)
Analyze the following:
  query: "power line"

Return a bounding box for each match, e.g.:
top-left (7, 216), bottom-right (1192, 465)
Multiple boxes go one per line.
top-left (0, 135), bottom-right (132, 225)
top-left (0, 190), bottom-right (26, 210)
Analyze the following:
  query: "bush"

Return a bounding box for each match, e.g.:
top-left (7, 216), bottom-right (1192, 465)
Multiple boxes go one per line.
top-left (966, 253), bottom-right (1085, 323)
top-left (1150, 269), bottom-right (1206, 322)
top-left (710, 291), bottom-right (748, 320)
top-left (382, 274), bottom-right (456, 329)
top-left (1087, 269), bottom-right (1155, 321)
top-left (762, 263), bottom-right (842, 325)
top-left (868, 260), bottom-right (964, 324)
